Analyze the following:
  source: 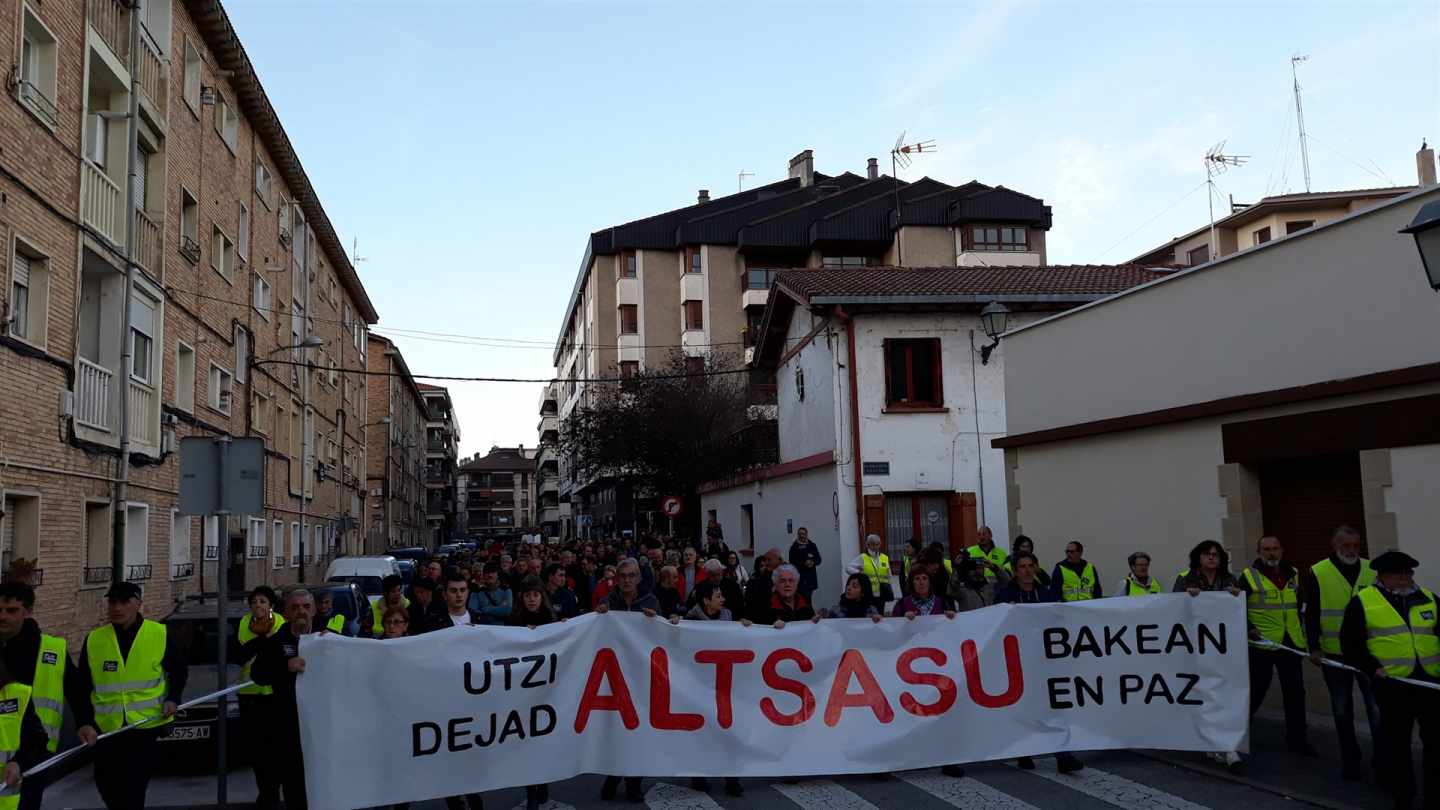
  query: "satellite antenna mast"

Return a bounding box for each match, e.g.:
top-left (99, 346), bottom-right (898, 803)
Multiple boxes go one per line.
top-left (737, 170), bottom-right (754, 192)
top-left (1291, 55), bottom-right (1312, 193)
top-left (890, 133), bottom-right (937, 265)
top-left (1204, 141), bottom-right (1249, 258)
top-left (351, 237), bottom-right (367, 268)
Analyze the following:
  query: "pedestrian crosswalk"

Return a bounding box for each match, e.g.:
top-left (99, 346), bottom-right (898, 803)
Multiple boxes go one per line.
top-left (1019, 758), bottom-right (1211, 810)
top-left (772, 778), bottom-right (881, 810)
top-left (900, 770), bottom-right (1043, 809)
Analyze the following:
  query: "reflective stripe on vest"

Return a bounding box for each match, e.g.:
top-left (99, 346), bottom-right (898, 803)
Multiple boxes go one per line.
top-left (86, 620), bottom-right (171, 733)
top-left (0, 681), bottom-right (32, 809)
top-left (1312, 558), bottom-right (1376, 655)
top-left (372, 597), bottom-right (409, 635)
top-left (1125, 576), bottom-right (1162, 596)
top-left (32, 634), bottom-right (65, 752)
top-left (237, 612), bottom-right (285, 696)
top-left (1359, 587), bottom-right (1440, 678)
top-left (965, 545), bottom-right (1009, 581)
top-left (1060, 563), bottom-right (1096, 602)
top-left (1243, 567), bottom-right (1306, 647)
top-left (860, 554), bottom-right (891, 597)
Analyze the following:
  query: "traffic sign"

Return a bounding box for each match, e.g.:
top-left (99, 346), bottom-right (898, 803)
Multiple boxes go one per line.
top-left (661, 496), bottom-right (683, 518)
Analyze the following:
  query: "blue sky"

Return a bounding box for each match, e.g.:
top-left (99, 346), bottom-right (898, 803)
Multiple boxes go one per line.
top-left (228, 0), bottom-right (1439, 455)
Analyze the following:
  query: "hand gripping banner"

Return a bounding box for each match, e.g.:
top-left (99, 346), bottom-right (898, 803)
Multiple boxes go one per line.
top-left (297, 593), bottom-right (1247, 809)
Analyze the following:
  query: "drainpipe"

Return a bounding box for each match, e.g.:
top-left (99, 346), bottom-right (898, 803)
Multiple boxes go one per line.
top-left (833, 307), bottom-right (866, 546)
top-left (110, 1), bottom-right (143, 585)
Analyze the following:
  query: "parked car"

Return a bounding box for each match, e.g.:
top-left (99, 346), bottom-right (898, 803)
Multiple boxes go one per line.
top-left (324, 555), bottom-right (401, 597)
top-left (160, 597), bottom-right (248, 769)
top-left (309, 581), bottom-right (370, 637)
top-left (396, 559), bottom-right (416, 588)
top-left (386, 546), bottom-right (430, 562)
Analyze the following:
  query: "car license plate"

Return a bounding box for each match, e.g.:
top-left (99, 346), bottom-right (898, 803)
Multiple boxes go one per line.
top-left (161, 725), bottom-right (210, 741)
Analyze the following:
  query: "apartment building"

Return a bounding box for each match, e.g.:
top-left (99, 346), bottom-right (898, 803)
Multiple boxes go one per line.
top-left (364, 334), bottom-right (426, 551)
top-left (458, 447), bottom-right (536, 540)
top-left (0, 0), bottom-right (379, 642)
top-left (420, 383), bottom-right (459, 546)
top-left (1132, 145), bottom-right (1434, 267)
top-left (537, 381), bottom-right (560, 538)
top-left (548, 149), bottom-right (1052, 539)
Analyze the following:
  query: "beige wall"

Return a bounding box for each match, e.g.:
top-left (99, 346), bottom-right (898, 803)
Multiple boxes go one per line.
top-left (1387, 443), bottom-right (1440, 563)
top-left (1004, 189), bottom-right (1440, 438)
top-left (592, 255), bottom-right (617, 374)
top-left (885, 226), bottom-right (956, 266)
top-left (706, 245), bottom-right (747, 360)
top-left (639, 249), bottom-right (680, 368)
top-left (1232, 207), bottom-right (1350, 252)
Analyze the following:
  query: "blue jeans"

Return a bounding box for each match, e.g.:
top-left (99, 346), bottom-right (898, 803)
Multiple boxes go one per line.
top-left (1321, 661), bottom-right (1381, 769)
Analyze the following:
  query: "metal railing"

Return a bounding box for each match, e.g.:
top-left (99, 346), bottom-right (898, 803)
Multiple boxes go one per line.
top-left (180, 234), bottom-right (201, 264)
top-left (87, 0), bottom-right (130, 63)
top-left (128, 380), bottom-right (157, 446)
top-left (290, 554), bottom-right (300, 566)
top-left (137, 34), bottom-right (167, 118)
top-left (204, 545), bottom-right (219, 560)
top-left (249, 545), bottom-right (268, 558)
top-left (134, 208), bottom-right (161, 274)
top-left (75, 358), bottom-right (114, 432)
top-left (83, 566), bottom-right (113, 585)
top-left (81, 160), bottom-right (123, 245)
top-left (17, 80), bottom-right (59, 127)
top-left (272, 555), bottom-right (285, 570)
top-left (172, 563), bottom-right (194, 579)
top-left (126, 564), bottom-right (152, 581)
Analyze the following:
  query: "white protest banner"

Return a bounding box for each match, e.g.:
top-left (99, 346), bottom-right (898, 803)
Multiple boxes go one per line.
top-left (297, 593), bottom-right (1247, 809)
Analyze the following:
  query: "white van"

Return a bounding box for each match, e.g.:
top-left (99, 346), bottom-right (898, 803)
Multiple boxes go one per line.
top-left (324, 555), bottom-right (400, 597)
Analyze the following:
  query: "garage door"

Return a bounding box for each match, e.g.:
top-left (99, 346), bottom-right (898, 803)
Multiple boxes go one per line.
top-left (1258, 452), bottom-right (1367, 570)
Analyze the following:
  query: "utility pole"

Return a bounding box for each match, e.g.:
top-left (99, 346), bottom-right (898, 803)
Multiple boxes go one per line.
top-left (1292, 55), bottom-right (1312, 193)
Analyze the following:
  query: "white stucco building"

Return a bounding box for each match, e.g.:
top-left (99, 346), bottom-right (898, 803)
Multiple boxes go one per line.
top-left (700, 266), bottom-right (1165, 607)
top-left (995, 185), bottom-right (1440, 588)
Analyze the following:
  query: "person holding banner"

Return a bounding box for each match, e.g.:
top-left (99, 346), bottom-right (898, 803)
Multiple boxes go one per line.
top-left (997, 553), bottom-right (1051, 605)
top-left (1174, 541), bottom-right (1245, 771)
top-left (1117, 552), bottom-right (1163, 596)
top-left (750, 565), bottom-right (819, 628)
top-left (1239, 536), bottom-right (1316, 757)
top-left (0, 656), bottom-right (49, 807)
top-left (1052, 541), bottom-right (1102, 602)
top-left (595, 558), bottom-right (660, 802)
top-left (0, 581), bottom-right (68, 810)
top-left (1300, 526), bottom-right (1381, 781)
top-left (250, 588), bottom-right (319, 810)
top-left (892, 568), bottom-right (956, 620)
top-left (233, 586), bottom-right (284, 809)
top-left (1340, 550), bottom-right (1439, 810)
top-left (825, 574), bottom-right (882, 621)
top-left (66, 582), bottom-right (187, 810)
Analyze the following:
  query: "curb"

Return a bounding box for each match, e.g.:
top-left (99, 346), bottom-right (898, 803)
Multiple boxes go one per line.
top-left (1134, 750), bottom-right (1365, 810)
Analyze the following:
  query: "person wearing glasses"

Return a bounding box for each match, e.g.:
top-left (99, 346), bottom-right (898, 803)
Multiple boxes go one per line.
top-left (1051, 541), bottom-right (1102, 602)
top-left (593, 558), bottom-right (659, 802)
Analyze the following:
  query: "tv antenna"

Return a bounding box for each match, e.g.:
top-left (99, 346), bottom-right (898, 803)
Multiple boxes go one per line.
top-left (890, 132), bottom-right (937, 264)
top-left (1203, 141), bottom-right (1248, 258)
top-left (737, 170), bottom-right (754, 192)
top-left (351, 237), bottom-right (367, 268)
top-left (1291, 55), bottom-right (1312, 192)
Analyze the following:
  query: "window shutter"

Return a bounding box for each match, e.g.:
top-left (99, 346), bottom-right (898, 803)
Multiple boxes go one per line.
top-left (11, 252), bottom-right (31, 287)
top-left (132, 145), bottom-right (148, 208)
top-left (1, 499), bottom-right (14, 555)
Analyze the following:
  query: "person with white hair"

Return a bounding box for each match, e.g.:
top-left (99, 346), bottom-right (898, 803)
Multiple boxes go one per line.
top-left (748, 564), bottom-right (820, 627)
top-left (845, 534), bottom-right (893, 612)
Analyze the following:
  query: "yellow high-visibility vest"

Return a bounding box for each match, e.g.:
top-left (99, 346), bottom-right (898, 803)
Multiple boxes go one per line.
top-left (1359, 587), bottom-right (1440, 678)
top-left (1125, 576), bottom-right (1163, 596)
top-left (32, 634), bottom-right (65, 752)
top-left (237, 612), bottom-right (285, 696)
top-left (1312, 558), bottom-right (1375, 655)
top-left (1060, 563), bottom-right (1097, 602)
top-left (0, 680), bottom-right (33, 810)
top-left (860, 554), bottom-right (891, 598)
top-left (371, 597), bottom-right (410, 635)
top-left (86, 620), bottom-right (171, 733)
top-left (965, 545), bottom-right (1010, 582)
top-left (1242, 567), bottom-right (1306, 647)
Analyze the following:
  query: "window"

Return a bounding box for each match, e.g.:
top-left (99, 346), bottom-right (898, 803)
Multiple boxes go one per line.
top-left (1, 493), bottom-right (40, 576)
top-left (175, 342), bottom-right (195, 412)
top-left (1186, 244), bottom-right (1210, 266)
top-left (85, 110), bottom-right (108, 167)
top-left (254, 163), bottom-right (274, 208)
top-left (290, 522), bottom-right (300, 567)
top-left (238, 203), bottom-right (250, 261)
top-left (214, 96), bottom-right (238, 152)
top-left (132, 142), bottom-right (152, 212)
top-left (234, 324), bottom-right (249, 384)
top-left (278, 201), bottom-right (291, 243)
top-left (683, 300), bottom-right (703, 330)
top-left (1286, 220), bottom-right (1314, 235)
top-left (248, 517), bottom-right (267, 558)
top-left (211, 226), bottom-right (234, 282)
top-left (686, 247), bottom-right (702, 274)
top-left (272, 520), bottom-right (285, 569)
top-left (1254, 226), bottom-right (1272, 245)
top-left (170, 511), bottom-right (192, 577)
top-left (821, 256), bottom-right (872, 268)
top-left (18, 6), bottom-right (59, 128)
top-left (124, 503), bottom-right (149, 576)
top-left (182, 40), bottom-right (201, 115)
top-left (208, 364), bottom-right (234, 415)
top-left (204, 515), bottom-right (220, 558)
top-left (883, 338), bottom-right (943, 409)
top-left (129, 291), bottom-right (156, 384)
top-left (253, 273), bottom-right (272, 321)
top-left (968, 225), bottom-right (1029, 252)
top-left (85, 502), bottom-right (110, 570)
top-left (8, 241), bottom-right (48, 347)
top-left (620, 252), bottom-right (637, 278)
top-left (313, 525), bottom-right (323, 562)
top-left (180, 189), bottom-right (200, 262)
top-left (252, 391), bottom-right (270, 435)
top-left (619, 361), bottom-right (638, 380)
top-left (618, 304), bottom-right (638, 335)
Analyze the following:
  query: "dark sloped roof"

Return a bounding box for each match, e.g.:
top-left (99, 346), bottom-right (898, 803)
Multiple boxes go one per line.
top-left (461, 449), bottom-right (535, 472)
top-left (810, 178), bottom-right (955, 244)
top-left (775, 265), bottom-right (1168, 302)
top-left (681, 173), bottom-right (868, 245)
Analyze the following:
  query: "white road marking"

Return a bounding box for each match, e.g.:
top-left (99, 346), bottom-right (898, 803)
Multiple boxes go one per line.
top-left (900, 770), bottom-right (1043, 809)
top-left (644, 781), bottom-right (727, 810)
top-left (771, 779), bottom-right (880, 810)
top-left (1021, 758), bottom-right (1211, 809)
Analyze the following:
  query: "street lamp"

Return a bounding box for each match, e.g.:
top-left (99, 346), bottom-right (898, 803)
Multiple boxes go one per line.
top-left (1400, 199), bottom-right (1440, 291)
top-left (978, 301), bottom-right (1011, 365)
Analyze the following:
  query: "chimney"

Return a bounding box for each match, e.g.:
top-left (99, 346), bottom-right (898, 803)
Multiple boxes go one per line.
top-left (697, 189), bottom-right (710, 204)
top-left (867, 158), bottom-right (879, 180)
top-left (1419, 140), bottom-right (1437, 187)
top-left (788, 149), bottom-right (814, 188)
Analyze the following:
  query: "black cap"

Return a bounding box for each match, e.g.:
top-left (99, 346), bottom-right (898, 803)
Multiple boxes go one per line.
top-left (1372, 550), bottom-right (1420, 574)
top-left (104, 581), bottom-right (143, 601)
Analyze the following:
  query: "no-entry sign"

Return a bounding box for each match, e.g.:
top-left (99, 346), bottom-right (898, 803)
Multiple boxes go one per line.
top-left (660, 496), bottom-right (683, 518)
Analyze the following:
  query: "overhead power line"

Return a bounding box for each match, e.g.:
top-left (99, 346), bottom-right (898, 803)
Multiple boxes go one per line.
top-left (253, 357), bottom-right (755, 385)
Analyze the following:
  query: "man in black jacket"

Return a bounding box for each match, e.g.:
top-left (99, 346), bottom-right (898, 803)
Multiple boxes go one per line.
top-left (250, 588), bottom-right (319, 810)
top-left (0, 582), bottom-right (73, 810)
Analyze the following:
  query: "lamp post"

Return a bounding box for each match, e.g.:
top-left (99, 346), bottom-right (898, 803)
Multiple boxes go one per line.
top-left (255, 335), bottom-right (326, 581)
top-left (1400, 199), bottom-right (1440, 291)
top-left (978, 301), bottom-right (1011, 365)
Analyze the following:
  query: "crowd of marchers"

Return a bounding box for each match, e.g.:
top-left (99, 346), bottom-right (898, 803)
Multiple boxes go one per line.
top-left (0, 519), bottom-right (1432, 810)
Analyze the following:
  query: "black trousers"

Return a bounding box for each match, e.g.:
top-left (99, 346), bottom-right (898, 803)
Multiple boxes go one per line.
top-left (1374, 678), bottom-right (1439, 805)
top-left (272, 725), bottom-right (308, 810)
top-left (239, 694), bottom-right (281, 808)
top-left (1248, 646), bottom-right (1308, 745)
top-left (93, 726), bottom-right (160, 810)
top-left (443, 794), bottom-right (484, 809)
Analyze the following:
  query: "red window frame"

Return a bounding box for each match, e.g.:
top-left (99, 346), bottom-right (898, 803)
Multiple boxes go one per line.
top-left (620, 251), bottom-right (637, 278)
top-left (618, 304), bottom-right (638, 335)
top-left (882, 338), bottom-right (944, 410)
top-left (685, 246), bottom-right (702, 274)
top-left (683, 300), bottom-right (703, 330)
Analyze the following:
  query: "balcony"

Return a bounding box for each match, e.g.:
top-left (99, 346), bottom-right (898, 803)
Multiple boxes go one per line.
top-left (82, 160), bottom-right (124, 246)
top-left (83, 566), bottom-right (113, 585)
top-left (134, 208), bottom-right (161, 275)
top-left (126, 564), bottom-right (152, 582)
top-left (743, 268), bottom-right (779, 308)
top-left (128, 381), bottom-right (157, 447)
top-left (539, 476), bottom-right (558, 495)
top-left (172, 562), bottom-right (193, 579)
top-left (88, 0), bottom-right (130, 64)
top-left (537, 414), bottom-right (558, 437)
top-left (136, 35), bottom-right (166, 119)
top-left (75, 358), bottom-right (114, 432)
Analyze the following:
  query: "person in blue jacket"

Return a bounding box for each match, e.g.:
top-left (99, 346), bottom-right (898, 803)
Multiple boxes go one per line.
top-left (469, 562), bottom-right (512, 625)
